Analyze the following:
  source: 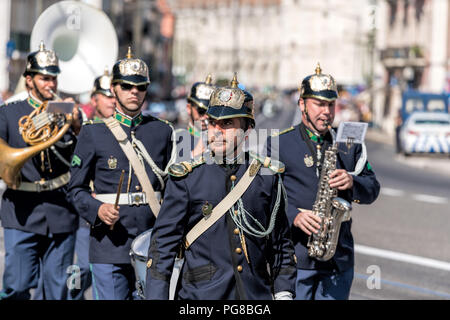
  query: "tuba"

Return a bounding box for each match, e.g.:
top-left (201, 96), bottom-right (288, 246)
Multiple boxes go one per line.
top-left (306, 126), bottom-right (352, 261)
top-left (0, 1), bottom-right (118, 189)
top-left (30, 0), bottom-right (118, 94)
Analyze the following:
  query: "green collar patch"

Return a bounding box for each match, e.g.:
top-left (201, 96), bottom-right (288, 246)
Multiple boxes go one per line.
top-left (188, 125), bottom-right (201, 138)
top-left (27, 96), bottom-right (41, 109)
top-left (114, 112), bottom-right (143, 127)
top-left (304, 126), bottom-right (323, 143)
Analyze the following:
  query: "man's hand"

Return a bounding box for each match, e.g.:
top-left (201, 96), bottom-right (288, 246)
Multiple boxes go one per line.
top-left (64, 97), bottom-right (81, 135)
top-left (98, 203), bottom-right (119, 226)
top-left (293, 209), bottom-right (322, 236)
top-left (328, 169), bottom-right (353, 190)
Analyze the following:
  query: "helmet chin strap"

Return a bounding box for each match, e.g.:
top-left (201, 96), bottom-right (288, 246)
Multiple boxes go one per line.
top-left (303, 100), bottom-right (323, 135)
top-left (32, 80), bottom-right (51, 103)
top-left (113, 87), bottom-right (142, 116)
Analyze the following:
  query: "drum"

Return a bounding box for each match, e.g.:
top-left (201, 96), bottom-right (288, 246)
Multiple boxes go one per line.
top-left (130, 228), bottom-right (152, 299)
top-left (130, 228), bottom-right (184, 299)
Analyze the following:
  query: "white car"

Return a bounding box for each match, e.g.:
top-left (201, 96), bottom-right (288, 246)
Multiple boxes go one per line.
top-left (399, 112), bottom-right (450, 155)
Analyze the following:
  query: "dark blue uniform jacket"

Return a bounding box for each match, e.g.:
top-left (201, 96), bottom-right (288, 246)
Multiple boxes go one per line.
top-left (67, 114), bottom-right (173, 264)
top-left (0, 99), bottom-right (78, 235)
top-left (267, 124), bottom-right (380, 272)
top-left (146, 153), bottom-right (297, 300)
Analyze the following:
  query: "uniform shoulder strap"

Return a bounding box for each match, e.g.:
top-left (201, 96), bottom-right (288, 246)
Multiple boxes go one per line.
top-left (183, 158), bottom-right (261, 249)
top-left (103, 116), bottom-right (161, 217)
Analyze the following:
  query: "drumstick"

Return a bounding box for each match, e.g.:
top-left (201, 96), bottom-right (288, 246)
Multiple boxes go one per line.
top-left (110, 170), bottom-right (125, 230)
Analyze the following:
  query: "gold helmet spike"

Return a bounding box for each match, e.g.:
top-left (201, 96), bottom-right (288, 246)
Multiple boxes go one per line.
top-left (39, 40), bottom-right (45, 51)
top-left (103, 65), bottom-right (110, 76)
top-left (126, 46), bottom-right (133, 59)
top-left (205, 74), bottom-right (212, 85)
top-left (231, 73), bottom-right (239, 88)
top-left (315, 62), bottom-right (322, 75)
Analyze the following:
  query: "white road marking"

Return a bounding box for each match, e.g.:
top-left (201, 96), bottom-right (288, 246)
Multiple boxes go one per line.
top-left (355, 244), bottom-right (450, 272)
top-left (381, 187), bottom-right (405, 197)
top-left (381, 188), bottom-right (448, 204)
top-left (411, 194), bottom-right (449, 204)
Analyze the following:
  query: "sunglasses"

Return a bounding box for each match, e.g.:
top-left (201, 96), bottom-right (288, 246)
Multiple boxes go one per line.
top-left (196, 107), bottom-right (207, 115)
top-left (120, 83), bottom-right (148, 92)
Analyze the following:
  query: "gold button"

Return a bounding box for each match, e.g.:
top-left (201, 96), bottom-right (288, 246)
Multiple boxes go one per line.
top-left (135, 185), bottom-right (141, 191)
top-left (234, 210), bottom-right (238, 215)
top-left (235, 248), bottom-right (242, 254)
top-left (146, 258), bottom-right (152, 268)
top-left (237, 265), bottom-right (243, 272)
top-left (230, 175), bottom-right (237, 181)
top-left (234, 228), bottom-right (240, 235)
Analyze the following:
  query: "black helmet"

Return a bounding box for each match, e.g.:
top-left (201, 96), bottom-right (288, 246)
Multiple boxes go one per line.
top-left (111, 47), bottom-right (150, 86)
top-left (23, 41), bottom-right (60, 77)
top-left (207, 74), bottom-right (255, 128)
top-left (187, 74), bottom-right (216, 111)
top-left (300, 63), bottom-right (338, 102)
top-left (92, 67), bottom-right (113, 97)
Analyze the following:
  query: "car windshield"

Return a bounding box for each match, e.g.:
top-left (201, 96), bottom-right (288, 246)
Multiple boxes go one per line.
top-left (414, 119), bottom-right (450, 125)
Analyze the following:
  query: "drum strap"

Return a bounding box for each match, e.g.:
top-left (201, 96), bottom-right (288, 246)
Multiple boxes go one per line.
top-left (104, 117), bottom-right (161, 217)
top-left (183, 158), bottom-right (262, 249)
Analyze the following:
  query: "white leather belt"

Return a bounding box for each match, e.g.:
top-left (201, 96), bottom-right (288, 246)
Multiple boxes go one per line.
top-left (95, 192), bottom-right (161, 206)
top-left (16, 172), bottom-right (71, 193)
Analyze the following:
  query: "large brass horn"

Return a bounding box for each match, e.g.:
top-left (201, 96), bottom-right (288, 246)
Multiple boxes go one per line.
top-left (30, 1), bottom-right (118, 95)
top-left (0, 110), bottom-right (73, 189)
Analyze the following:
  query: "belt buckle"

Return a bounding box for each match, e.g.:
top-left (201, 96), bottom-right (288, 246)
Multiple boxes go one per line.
top-left (35, 180), bottom-right (50, 192)
top-left (128, 192), bottom-right (145, 206)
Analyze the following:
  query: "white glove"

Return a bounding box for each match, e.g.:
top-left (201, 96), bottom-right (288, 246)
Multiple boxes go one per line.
top-left (274, 291), bottom-right (294, 300)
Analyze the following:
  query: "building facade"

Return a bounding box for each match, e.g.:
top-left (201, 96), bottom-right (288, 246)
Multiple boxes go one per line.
top-left (171, 0), bottom-right (373, 90)
top-left (373, 0), bottom-right (449, 133)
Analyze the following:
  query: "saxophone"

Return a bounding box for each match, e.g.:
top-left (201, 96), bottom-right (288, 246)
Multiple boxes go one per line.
top-left (307, 130), bottom-right (352, 261)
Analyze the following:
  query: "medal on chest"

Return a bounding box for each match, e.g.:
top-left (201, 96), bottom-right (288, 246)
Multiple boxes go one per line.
top-left (304, 154), bottom-right (314, 167)
top-left (108, 156), bottom-right (118, 169)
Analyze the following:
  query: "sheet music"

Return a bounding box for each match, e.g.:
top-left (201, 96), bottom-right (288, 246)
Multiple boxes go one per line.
top-left (336, 122), bottom-right (368, 144)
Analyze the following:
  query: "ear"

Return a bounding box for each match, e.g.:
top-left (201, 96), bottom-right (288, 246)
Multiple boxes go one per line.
top-left (25, 75), bottom-right (34, 89)
top-left (186, 103), bottom-right (193, 116)
top-left (110, 84), bottom-right (117, 98)
top-left (90, 95), bottom-right (97, 106)
top-left (299, 98), bottom-right (306, 113)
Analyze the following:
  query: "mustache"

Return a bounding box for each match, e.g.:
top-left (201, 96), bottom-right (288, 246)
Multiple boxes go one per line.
top-left (208, 136), bottom-right (225, 143)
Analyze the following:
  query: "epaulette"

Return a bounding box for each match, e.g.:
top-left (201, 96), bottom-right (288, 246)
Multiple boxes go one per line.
top-left (249, 151), bottom-right (285, 174)
top-left (168, 156), bottom-right (206, 177)
top-left (1, 100), bottom-right (21, 108)
top-left (271, 126), bottom-right (294, 137)
top-left (150, 115), bottom-right (173, 127)
top-left (82, 119), bottom-right (104, 125)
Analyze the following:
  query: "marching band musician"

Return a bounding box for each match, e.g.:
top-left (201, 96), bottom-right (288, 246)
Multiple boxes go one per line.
top-left (90, 69), bottom-right (116, 120)
top-left (68, 48), bottom-right (176, 300)
top-left (175, 75), bottom-right (216, 161)
top-left (267, 64), bottom-right (380, 300)
top-left (69, 71), bottom-right (116, 300)
top-left (0, 41), bottom-right (81, 300)
top-left (145, 75), bottom-right (297, 300)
